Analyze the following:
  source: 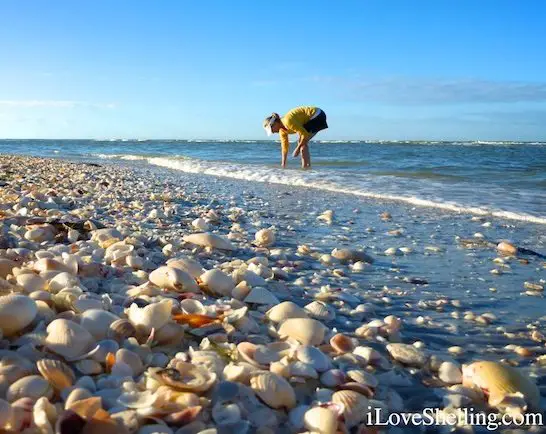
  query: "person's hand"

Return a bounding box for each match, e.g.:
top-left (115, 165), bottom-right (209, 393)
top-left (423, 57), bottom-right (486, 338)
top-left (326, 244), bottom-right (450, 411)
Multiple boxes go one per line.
top-left (292, 147), bottom-right (301, 157)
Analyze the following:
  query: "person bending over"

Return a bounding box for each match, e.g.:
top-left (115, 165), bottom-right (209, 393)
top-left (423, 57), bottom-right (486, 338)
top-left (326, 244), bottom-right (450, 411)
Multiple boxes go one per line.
top-left (263, 106), bottom-right (328, 169)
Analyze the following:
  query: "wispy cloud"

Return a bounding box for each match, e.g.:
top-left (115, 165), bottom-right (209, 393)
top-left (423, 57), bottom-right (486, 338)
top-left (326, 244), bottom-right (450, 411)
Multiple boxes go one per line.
top-left (305, 76), bottom-right (546, 104)
top-left (0, 100), bottom-right (117, 109)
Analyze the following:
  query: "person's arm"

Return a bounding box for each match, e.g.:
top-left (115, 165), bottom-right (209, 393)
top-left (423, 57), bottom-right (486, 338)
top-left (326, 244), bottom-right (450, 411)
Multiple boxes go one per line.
top-left (293, 134), bottom-right (310, 157)
top-left (279, 130), bottom-right (289, 168)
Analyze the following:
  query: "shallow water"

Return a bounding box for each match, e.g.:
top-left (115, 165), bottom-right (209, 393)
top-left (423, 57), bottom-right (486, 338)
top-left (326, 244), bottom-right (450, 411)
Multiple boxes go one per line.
top-left (2, 139), bottom-right (545, 224)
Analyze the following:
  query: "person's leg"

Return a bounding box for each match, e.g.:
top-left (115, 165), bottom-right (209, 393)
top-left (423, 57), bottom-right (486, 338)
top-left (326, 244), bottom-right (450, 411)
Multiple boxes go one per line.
top-left (300, 133), bottom-right (316, 168)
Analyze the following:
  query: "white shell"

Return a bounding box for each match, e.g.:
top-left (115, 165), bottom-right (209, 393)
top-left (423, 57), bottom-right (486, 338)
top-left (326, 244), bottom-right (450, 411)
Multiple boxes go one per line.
top-left (149, 266), bottom-right (198, 292)
top-left (332, 390), bottom-right (369, 428)
top-left (212, 402), bottom-right (242, 425)
top-left (16, 273), bottom-right (47, 293)
top-left (386, 343), bottom-right (427, 367)
top-left (200, 269), bottom-right (235, 296)
top-left (116, 349), bottom-right (144, 376)
top-left (128, 299), bottom-right (173, 333)
top-left (80, 309), bottom-right (120, 340)
top-left (45, 319), bottom-right (95, 359)
top-left (254, 228), bottom-right (276, 247)
top-left (192, 217), bottom-right (210, 231)
top-left (250, 372), bottom-right (296, 409)
top-left (183, 233), bottom-right (235, 251)
top-left (167, 256), bottom-right (205, 279)
top-left (296, 346), bottom-right (332, 372)
top-left (304, 406), bottom-right (338, 434)
top-left (278, 318), bottom-right (327, 346)
top-left (7, 375), bottom-right (54, 402)
top-left (0, 294), bottom-right (38, 337)
top-left (74, 359), bottom-right (103, 375)
top-left (304, 300), bottom-right (336, 321)
top-left (243, 287), bottom-right (279, 306)
top-left (104, 241), bottom-right (134, 262)
top-left (48, 272), bottom-right (80, 292)
top-left (179, 299), bottom-right (206, 315)
top-left (117, 390), bottom-right (157, 409)
top-left (265, 301), bottom-right (308, 324)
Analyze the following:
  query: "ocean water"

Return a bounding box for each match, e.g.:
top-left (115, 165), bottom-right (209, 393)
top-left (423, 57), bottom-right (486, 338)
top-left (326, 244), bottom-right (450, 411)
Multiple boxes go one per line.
top-left (1, 139), bottom-right (545, 224)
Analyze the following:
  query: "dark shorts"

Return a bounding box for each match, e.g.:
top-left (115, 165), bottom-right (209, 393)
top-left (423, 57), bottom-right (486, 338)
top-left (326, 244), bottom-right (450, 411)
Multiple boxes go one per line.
top-left (303, 109), bottom-right (328, 135)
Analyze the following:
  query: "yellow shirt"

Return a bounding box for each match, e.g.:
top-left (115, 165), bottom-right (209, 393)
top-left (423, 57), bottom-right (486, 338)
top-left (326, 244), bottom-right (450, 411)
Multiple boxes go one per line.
top-left (279, 106), bottom-right (318, 153)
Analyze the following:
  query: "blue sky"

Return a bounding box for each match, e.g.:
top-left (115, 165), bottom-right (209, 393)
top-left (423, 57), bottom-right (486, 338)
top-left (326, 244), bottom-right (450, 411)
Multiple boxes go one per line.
top-left (0, 0), bottom-right (545, 140)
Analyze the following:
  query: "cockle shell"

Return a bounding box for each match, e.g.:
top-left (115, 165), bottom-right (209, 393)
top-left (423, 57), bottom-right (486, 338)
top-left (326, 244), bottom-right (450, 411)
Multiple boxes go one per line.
top-left (16, 273), bottom-right (47, 293)
top-left (304, 300), bottom-right (335, 322)
top-left (254, 228), bottom-right (276, 247)
top-left (199, 269), bottom-right (235, 296)
top-left (250, 372), bottom-right (296, 409)
top-left (304, 406), bottom-right (338, 434)
top-left (149, 266), bottom-right (198, 293)
top-left (330, 333), bottom-right (355, 354)
top-left (0, 294), bottom-right (38, 336)
top-left (265, 301), bottom-right (308, 324)
top-left (151, 362), bottom-right (217, 393)
top-left (80, 309), bottom-right (120, 340)
top-left (128, 299), bottom-right (173, 333)
top-left (386, 343), bottom-right (427, 367)
top-left (296, 346), bottom-right (332, 372)
top-left (7, 375), bottom-right (54, 402)
top-left (45, 319), bottom-right (95, 359)
top-left (107, 319), bottom-right (137, 342)
top-left (332, 390), bottom-right (369, 428)
top-left (243, 287), bottom-right (279, 305)
top-left (36, 359), bottom-right (75, 390)
top-left (167, 256), bottom-right (205, 279)
top-left (462, 361), bottom-right (540, 409)
top-left (278, 318), bottom-right (327, 346)
top-left (183, 233), bottom-right (235, 251)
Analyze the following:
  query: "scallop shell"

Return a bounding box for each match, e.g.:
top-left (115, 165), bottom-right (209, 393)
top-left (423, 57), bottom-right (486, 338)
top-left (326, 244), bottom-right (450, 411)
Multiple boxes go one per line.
top-left (199, 269), bottom-right (235, 296)
top-left (127, 299), bottom-right (173, 333)
top-left (7, 375), bottom-right (54, 402)
top-left (151, 361), bottom-right (217, 393)
top-left (80, 309), bottom-right (120, 340)
top-left (278, 318), bottom-right (327, 346)
top-left (149, 266), bottom-right (198, 293)
top-left (386, 343), bottom-right (427, 367)
top-left (254, 228), bottom-right (276, 247)
top-left (243, 287), bottom-right (279, 306)
top-left (36, 359), bottom-right (75, 390)
top-left (304, 406), bottom-right (338, 434)
top-left (45, 319), bottom-right (95, 360)
top-left (331, 390), bottom-right (369, 428)
top-left (265, 301), bottom-right (308, 324)
top-left (167, 256), bottom-right (205, 279)
top-left (0, 294), bottom-right (38, 336)
top-left (330, 333), bottom-right (355, 354)
top-left (462, 361), bottom-right (540, 409)
top-left (304, 301), bottom-right (335, 321)
top-left (107, 319), bottom-right (137, 342)
top-left (183, 233), bottom-right (236, 251)
top-left (250, 372), bottom-right (296, 410)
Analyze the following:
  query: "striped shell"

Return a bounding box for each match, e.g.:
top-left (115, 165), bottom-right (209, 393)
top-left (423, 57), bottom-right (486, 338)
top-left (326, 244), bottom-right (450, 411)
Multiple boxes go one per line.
top-left (278, 318), bottom-right (327, 346)
top-left (462, 361), bottom-right (540, 409)
top-left (250, 372), bottom-right (296, 410)
top-left (107, 319), bottom-right (137, 342)
top-left (331, 390), bottom-right (369, 428)
top-left (36, 359), bottom-right (75, 390)
top-left (45, 319), bottom-right (94, 360)
top-left (304, 301), bottom-right (336, 321)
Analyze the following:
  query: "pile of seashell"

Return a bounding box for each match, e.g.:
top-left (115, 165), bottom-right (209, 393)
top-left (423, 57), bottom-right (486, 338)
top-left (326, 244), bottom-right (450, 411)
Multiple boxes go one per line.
top-left (0, 156), bottom-right (543, 434)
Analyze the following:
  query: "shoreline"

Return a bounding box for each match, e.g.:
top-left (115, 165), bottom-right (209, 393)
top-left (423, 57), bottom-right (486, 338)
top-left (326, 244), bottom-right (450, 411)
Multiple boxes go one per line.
top-left (0, 155), bottom-right (545, 432)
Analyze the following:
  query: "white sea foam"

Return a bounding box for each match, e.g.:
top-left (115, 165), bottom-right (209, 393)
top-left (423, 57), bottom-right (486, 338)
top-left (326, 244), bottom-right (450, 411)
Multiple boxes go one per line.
top-left (144, 156), bottom-right (546, 225)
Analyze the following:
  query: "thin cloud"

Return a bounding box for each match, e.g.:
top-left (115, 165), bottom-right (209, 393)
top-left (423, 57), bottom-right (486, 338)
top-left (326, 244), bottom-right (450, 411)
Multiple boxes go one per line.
top-left (0, 100), bottom-right (117, 109)
top-left (305, 76), bottom-right (546, 104)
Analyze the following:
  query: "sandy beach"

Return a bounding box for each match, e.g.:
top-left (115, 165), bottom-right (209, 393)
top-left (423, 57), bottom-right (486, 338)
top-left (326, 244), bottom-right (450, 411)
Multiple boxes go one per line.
top-left (0, 155), bottom-right (545, 433)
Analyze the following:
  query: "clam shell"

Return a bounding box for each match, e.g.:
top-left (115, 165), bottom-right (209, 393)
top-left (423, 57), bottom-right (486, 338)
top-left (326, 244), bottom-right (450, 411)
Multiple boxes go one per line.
top-left (116, 349), bottom-right (144, 376)
top-left (320, 369), bottom-right (346, 387)
top-left (166, 256), bottom-right (205, 279)
top-left (192, 217), bottom-right (210, 231)
top-left (48, 272), bottom-right (80, 292)
top-left (107, 319), bottom-right (137, 342)
top-left (7, 375), bottom-right (54, 402)
top-left (74, 359), bottom-right (103, 375)
top-left (200, 269), bottom-right (235, 296)
top-left (149, 266), bottom-right (198, 293)
top-left (151, 362), bottom-right (216, 393)
top-left (117, 390), bottom-right (157, 409)
top-left (243, 287), bottom-right (279, 306)
top-left (265, 301), bottom-right (308, 324)
top-left (36, 359), bottom-right (75, 390)
top-left (179, 299), bottom-right (206, 315)
top-left (278, 318), bottom-right (327, 346)
top-left (128, 299), bottom-right (173, 333)
top-left (64, 388), bottom-right (93, 409)
top-left (289, 361), bottom-right (318, 379)
top-left (386, 343), bottom-right (427, 367)
top-left (104, 241), bottom-right (134, 262)
top-left (0, 294), bottom-right (38, 336)
top-left (346, 369), bottom-right (378, 388)
top-left (45, 319), bottom-right (95, 359)
top-left (304, 406), bottom-right (338, 434)
top-left (237, 342), bottom-right (268, 369)
top-left (183, 233), bottom-right (236, 251)
top-left (80, 309), bottom-right (120, 341)
top-left (250, 372), bottom-right (296, 410)
top-left (331, 390), bottom-right (369, 428)
top-left (304, 301), bottom-right (335, 321)
top-left (253, 342), bottom-right (294, 365)
top-left (330, 333), bottom-right (355, 354)
top-left (155, 322), bottom-right (185, 345)
top-left (295, 346), bottom-right (332, 372)
top-left (16, 273), bottom-right (47, 293)
top-left (462, 361), bottom-right (540, 409)
top-left (254, 228), bottom-right (276, 247)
